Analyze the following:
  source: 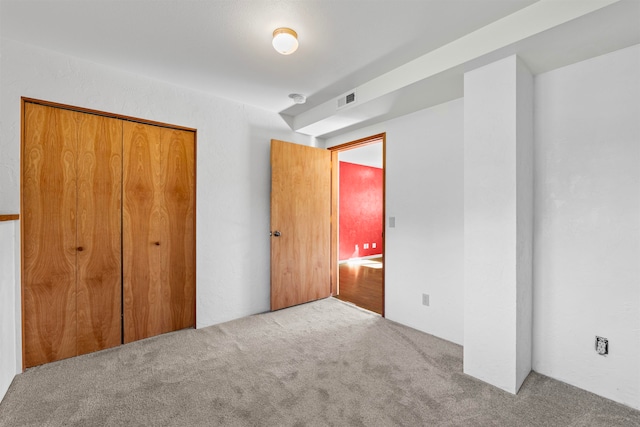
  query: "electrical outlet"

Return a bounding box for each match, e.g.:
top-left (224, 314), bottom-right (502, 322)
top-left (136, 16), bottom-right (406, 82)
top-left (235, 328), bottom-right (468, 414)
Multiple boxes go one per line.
top-left (422, 294), bottom-right (429, 306)
top-left (372, 243), bottom-right (376, 249)
top-left (364, 243), bottom-right (369, 249)
top-left (595, 336), bottom-right (608, 355)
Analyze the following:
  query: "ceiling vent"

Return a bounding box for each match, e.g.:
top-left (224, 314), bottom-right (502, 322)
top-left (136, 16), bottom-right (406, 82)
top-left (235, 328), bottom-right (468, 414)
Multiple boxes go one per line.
top-left (337, 90), bottom-right (357, 109)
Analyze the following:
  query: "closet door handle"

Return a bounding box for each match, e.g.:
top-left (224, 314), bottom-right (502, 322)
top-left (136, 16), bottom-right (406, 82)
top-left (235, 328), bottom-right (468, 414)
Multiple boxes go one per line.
top-left (154, 241), bottom-right (161, 246)
top-left (77, 246), bottom-right (84, 252)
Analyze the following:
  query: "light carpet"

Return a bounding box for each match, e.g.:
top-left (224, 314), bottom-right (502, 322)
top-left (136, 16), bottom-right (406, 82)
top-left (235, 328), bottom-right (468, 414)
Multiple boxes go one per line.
top-left (1, 298), bottom-right (638, 426)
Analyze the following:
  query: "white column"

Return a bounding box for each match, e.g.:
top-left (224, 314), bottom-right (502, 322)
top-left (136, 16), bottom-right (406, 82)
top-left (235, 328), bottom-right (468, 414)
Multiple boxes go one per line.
top-left (463, 55), bottom-right (533, 394)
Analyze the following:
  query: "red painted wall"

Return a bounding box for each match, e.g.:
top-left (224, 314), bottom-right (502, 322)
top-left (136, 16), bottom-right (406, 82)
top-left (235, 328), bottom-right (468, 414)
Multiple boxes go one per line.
top-left (339, 161), bottom-right (383, 261)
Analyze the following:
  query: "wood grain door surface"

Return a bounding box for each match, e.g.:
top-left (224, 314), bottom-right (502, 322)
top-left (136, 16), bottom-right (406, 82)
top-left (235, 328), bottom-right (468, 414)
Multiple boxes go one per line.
top-left (123, 122), bottom-right (195, 343)
top-left (270, 139), bottom-right (331, 311)
top-left (22, 103), bottom-right (122, 367)
top-left (23, 103), bottom-right (79, 367)
top-left (23, 101), bottom-right (195, 367)
top-left (76, 112), bottom-right (123, 356)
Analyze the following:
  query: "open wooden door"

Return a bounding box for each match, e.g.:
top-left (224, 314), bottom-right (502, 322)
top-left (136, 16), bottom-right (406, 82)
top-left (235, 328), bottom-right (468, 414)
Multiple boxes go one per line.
top-left (270, 139), bottom-right (331, 311)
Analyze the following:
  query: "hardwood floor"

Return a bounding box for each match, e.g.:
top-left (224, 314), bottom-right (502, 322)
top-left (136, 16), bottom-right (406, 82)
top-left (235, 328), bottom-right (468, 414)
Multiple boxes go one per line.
top-left (336, 257), bottom-right (383, 315)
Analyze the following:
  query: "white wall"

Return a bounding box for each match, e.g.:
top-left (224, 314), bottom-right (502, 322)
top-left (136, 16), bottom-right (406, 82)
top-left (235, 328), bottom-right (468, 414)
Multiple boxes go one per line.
top-left (0, 38), bottom-right (317, 402)
top-left (533, 44), bottom-right (640, 409)
top-left (0, 221), bottom-right (18, 401)
top-left (325, 99), bottom-right (465, 345)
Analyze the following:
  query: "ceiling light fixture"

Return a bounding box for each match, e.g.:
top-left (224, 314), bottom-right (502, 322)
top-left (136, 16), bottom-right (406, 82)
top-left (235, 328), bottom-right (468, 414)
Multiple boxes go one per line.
top-left (272, 27), bottom-right (298, 55)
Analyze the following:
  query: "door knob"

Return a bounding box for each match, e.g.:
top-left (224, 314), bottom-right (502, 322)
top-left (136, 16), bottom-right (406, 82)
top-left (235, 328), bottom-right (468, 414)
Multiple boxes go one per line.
top-left (273, 231), bottom-right (281, 237)
top-left (77, 246), bottom-right (84, 252)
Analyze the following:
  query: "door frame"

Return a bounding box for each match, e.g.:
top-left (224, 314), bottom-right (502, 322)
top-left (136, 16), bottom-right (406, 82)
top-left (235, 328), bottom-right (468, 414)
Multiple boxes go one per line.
top-left (328, 133), bottom-right (386, 316)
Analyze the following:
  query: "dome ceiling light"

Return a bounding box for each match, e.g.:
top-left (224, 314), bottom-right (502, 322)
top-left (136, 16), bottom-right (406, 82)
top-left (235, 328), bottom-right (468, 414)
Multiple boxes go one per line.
top-left (272, 27), bottom-right (298, 55)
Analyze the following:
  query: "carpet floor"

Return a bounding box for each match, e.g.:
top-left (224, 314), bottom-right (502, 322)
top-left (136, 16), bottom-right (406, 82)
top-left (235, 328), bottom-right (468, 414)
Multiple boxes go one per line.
top-left (1, 298), bottom-right (638, 426)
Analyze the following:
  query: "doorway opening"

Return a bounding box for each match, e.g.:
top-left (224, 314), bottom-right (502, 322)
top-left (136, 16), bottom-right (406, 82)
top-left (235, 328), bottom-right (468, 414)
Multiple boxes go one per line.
top-left (329, 134), bottom-right (385, 316)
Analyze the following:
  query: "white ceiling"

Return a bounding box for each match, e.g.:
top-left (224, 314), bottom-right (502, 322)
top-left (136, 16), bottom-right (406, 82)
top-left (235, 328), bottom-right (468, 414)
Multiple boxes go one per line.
top-left (2, 0), bottom-right (639, 138)
top-left (339, 143), bottom-right (383, 169)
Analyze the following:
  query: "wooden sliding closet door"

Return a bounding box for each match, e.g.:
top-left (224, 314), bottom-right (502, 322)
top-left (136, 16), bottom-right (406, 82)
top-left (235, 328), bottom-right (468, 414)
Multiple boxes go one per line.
top-left (22, 103), bottom-right (122, 367)
top-left (122, 122), bottom-right (195, 343)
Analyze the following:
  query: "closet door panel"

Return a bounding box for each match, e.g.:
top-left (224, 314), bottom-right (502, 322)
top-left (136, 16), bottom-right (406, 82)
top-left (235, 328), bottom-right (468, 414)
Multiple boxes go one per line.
top-left (23, 103), bottom-right (78, 367)
top-left (76, 114), bottom-right (123, 355)
top-left (162, 128), bottom-right (196, 331)
top-left (123, 122), bottom-right (165, 343)
top-left (123, 123), bottom-right (195, 342)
